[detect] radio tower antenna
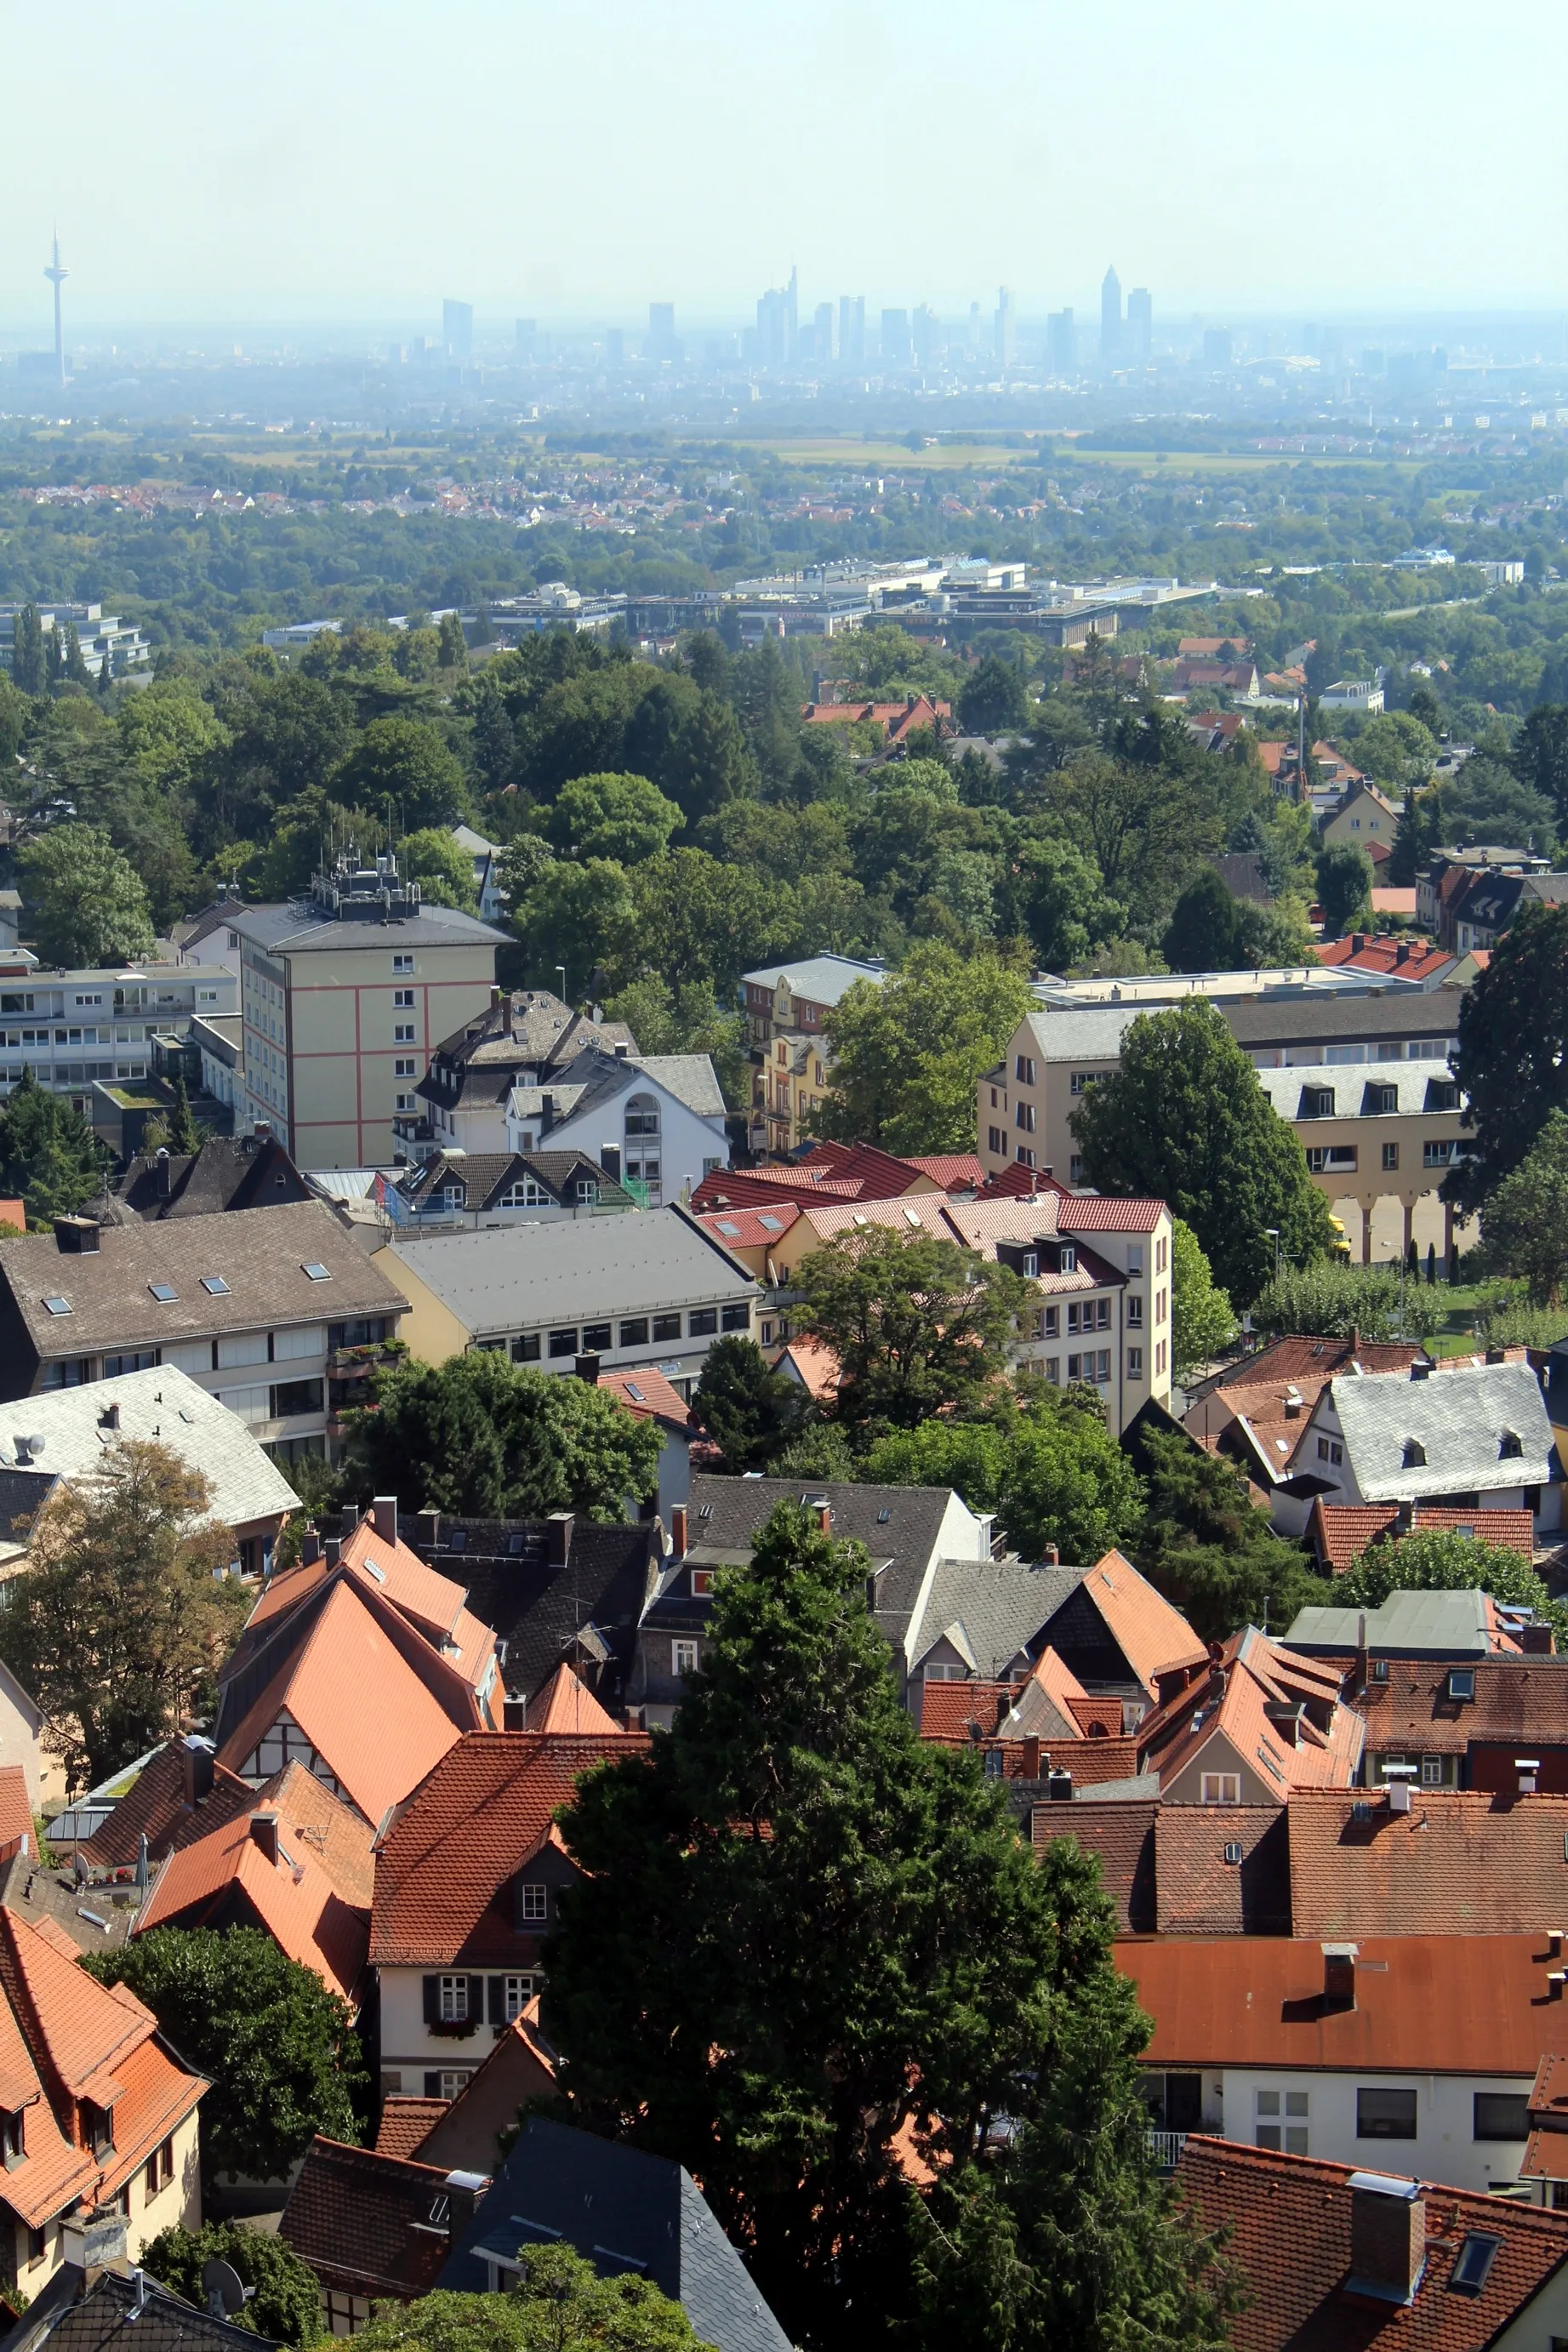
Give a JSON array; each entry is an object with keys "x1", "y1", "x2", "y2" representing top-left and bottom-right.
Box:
[{"x1": 43, "y1": 231, "x2": 67, "y2": 395}]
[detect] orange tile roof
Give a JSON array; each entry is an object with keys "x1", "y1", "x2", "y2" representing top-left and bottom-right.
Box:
[
  {"x1": 92, "y1": 2031, "x2": 208, "y2": 2202},
  {"x1": 1153, "y1": 1805, "x2": 1291, "y2": 1934},
  {"x1": 1288, "y1": 1789, "x2": 1568, "y2": 1939},
  {"x1": 374, "y1": 2097, "x2": 448, "y2": 2161},
  {"x1": 1138, "y1": 1627, "x2": 1360, "y2": 1796},
  {"x1": 217, "y1": 1578, "x2": 476, "y2": 1830},
  {"x1": 902, "y1": 1155, "x2": 985, "y2": 1190},
  {"x1": 1081, "y1": 1550, "x2": 1208, "y2": 1700},
  {"x1": 1051, "y1": 1734, "x2": 1144, "y2": 1789},
  {"x1": 1122, "y1": 1932, "x2": 1568, "y2": 2075},
  {"x1": 1308, "y1": 1499, "x2": 1535, "y2": 1571},
  {"x1": 918, "y1": 1681, "x2": 1019, "y2": 1744},
  {"x1": 280, "y1": 2136, "x2": 467, "y2": 2301},
  {"x1": 774, "y1": 1334, "x2": 841, "y2": 1402},
  {"x1": 370, "y1": 1731, "x2": 647, "y2": 1967},
  {"x1": 0, "y1": 1767, "x2": 31, "y2": 1864},
  {"x1": 693, "y1": 1202, "x2": 804, "y2": 1256},
  {"x1": 134, "y1": 1761, "x2": 373, "y2": 2003},
  {"x1": 596, "y1": 1365, "x2": 693, "y2": 1430},
  {"x1": 1177, "y1": 2135, "x2": 1568, "y2": 2352},
  {"x1": 522, "y1": 1665, "x2": 625, "y2": 1738},
  {"x1": 1033, "y1": 1799, "x2": 1158, "y2": 1932},
  {"x1": 235, "y1": 1526, "x2": 497, "y2": 1702}
]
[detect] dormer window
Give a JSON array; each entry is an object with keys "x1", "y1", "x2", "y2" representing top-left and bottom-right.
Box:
[
  {"x1": 519, "y1": 1883, "x2": 548, "y2": 1925},
  {"x1": 2, "y1": 2109, "x2": 23, "y2": 2166},
  {"x1": 82, "y1": 2101, "x2": 114, "y2": 2157},
  {"x1": 1401, "y1": 1438, "x2": 1427, "y2": 1468},
  {"x1": 1059, "y1": 1245, "x2": 1076, "y2": 1274},
  {"x1": 1500, "y1": 1430, "x2": 1523, "y2": 1459}
]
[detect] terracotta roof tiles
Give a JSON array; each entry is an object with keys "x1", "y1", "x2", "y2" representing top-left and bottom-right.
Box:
[
  {"x1": 1352, "y1": 1657, "x2": 1568, "y2": 1755},
  {"x1": 1081, "y1": 1549, "x2": 1208, "y2": 1700},
  {"x1": 1177, "y1": 2135, "x2": 1568, "y2": 2352},
  {"x1": 279, "y1": 2136, "x2": 473, "y2": 2301},
  {"x1": 1033, "y1": 1799, "x2": 1158, "y2": 1932},
  {"x1": 374, "y1": 2097, "x2": 448, "y2": 2162},
  {"x1": 370, "y1": 1731, "x2": 646, "y2": 1967},
  {"x1": 1288, "y1": 1788, "x2": 1568, "y2": 1938},
  {"x1": 1308, "y1": 1499, "x2": 1535, "y2": 1571}
]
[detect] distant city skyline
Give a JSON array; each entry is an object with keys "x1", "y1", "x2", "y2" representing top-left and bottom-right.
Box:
[{"x1": 0, "y1": 0, "x2": 1563, "y2": 323}]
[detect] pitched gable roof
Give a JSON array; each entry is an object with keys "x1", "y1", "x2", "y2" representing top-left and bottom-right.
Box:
[
  {"x1": 1078, "y1": 1550, "x2": 1208, "y2": 1699},
  {"x1": 216, "y1": 1578, "x2": 477, "y2": 1827},
  {"x1": 1307, "y1": 1498, "x2": 1535, "y2": 1571},
  {"x1": 369, "y1": 1732, "x2": 645, "y2": 1967},
  {"x1": 1344, "y1": 1655, "x2": 1568, "y2": 1755},
  {"x1": 1033, "y1": 1798, "x2": 1159, "y2": 1932},
  {"x1": 522, "y1": 1664, "x2": 625, "y2": 1737},
  {"x1": 1137, "y1": 1627, "x2": 1361, "y2": 1797},
  {"x1": 279, "y1": 2136, "x2": 473, "y2": 2303},
  {"x1": 1289, "y1": 1788, "x2": 1568, "y2": 1938},
  {"x1": 79, "y1": 1738, "x2": 254, "y2": 1870},
  {"x1": 414, "y1": 1517, "x2": 661, "y2": 1710},
  {"x1": 1328, "y1": 1361, "x2": 1554, "y2": 1500}
]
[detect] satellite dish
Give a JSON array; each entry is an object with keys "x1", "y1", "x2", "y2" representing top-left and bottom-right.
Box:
[
  {"x1": 202, "y1": 2260, "x2": 251, "y2": 2317},
  {"x1": 26, "y1": 1438, "x2": 43, "y2": 1458}
]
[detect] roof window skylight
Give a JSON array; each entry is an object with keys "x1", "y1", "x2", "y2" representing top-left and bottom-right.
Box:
[
  {"x1": 149, "y1": 1282, "x2": 179, "y2": 1304},
  {"x1": 43, "y1": 1297, "x2": 71, "y2": 1316},
  {"x1": 200, "y1": 1275, "x2": 230, "y2": 1296},
  {"x1": 302, "y1": 1263, "x2": 332, "y2": 1282}
]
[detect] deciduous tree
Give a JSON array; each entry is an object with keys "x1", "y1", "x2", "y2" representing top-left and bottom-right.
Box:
[
  {"x1": 140, "y1": 2223, "x2": 324, "y2": 2345},
  {"x1": 793, "y1": 1227, "x2": 1031, "y2": 1433},
  {"x1": 0, "y1": 1442, "x2": 246, "y2": 1791},
  {"x1": 1479, "y1": 1107, "x2": 1568, "y2": 1304},
  {"x1": 344, "y1": 2246, "x2": 704, "y2": 2352},
  {"x1": 1170, "y1": 1219, "x2": 1236, "y2": 1381},
  {"x1": 1069, "y1": 1000, "x2": 1334, "y2": 1305},
  {"x1": 84, "y1": 1927, "x2": 365, "y2": 2185},
  {"x1": 1446, "y1": 900, "x2": 1568, "y2": 1212},
  {"x1": 16, "y1": 821, "x2": 156, "y2": 966},
  {"x1": 814, "y1": 944, "x2": 1030, "y2": 1155}
]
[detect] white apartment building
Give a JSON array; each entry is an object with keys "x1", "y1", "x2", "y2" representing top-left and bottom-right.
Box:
[{"x1": 0, "y1": 951, "x2": 236, "y2": 1113}]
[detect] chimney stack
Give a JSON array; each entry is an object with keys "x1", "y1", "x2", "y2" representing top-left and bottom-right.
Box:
[
  {"x1": 573, "y1": 1353, "x2": 602, "y2": 1384},
  {"x1": 60, "y1": 2206, "x2": 129, "y2": 2286},
  {"x1": 1347, "y1": 2172, "x2": 1425, "y2": 2307},
  {"x1": 1020, "y1": 1734, "x2": 1041, "y2": 1778},
  {"x1": 370, "y1": 1495, "x2": 397, "y2": 1547},
  {"x1": 1323, "y1": 1943, "x2": 1358, "y2": 2007},
  {"x1": 180, "y1": 1737, "x2": 214, "y2": 1812},
  {"x1": 414, "y1": 1509, "x2": 440, "y2": 1551},
  {"x1": 249, "y1": 1812, "x2": 280, "y2": 1865},
  {"x1": 323, "y1": 1536, "x2": 341, "y2": 1567},
  {"x1": 816, "y1": 1502, "x2": 832, "y2": 1533},
  {"x1": 546, "y1": 1511, "x2": 573, "y2": 1566},
  {"x1": 101, "y1": 1402, "x2": 120, "y2": 1431},
  {"x1": 300, "y1": 1524, "x2": 322, "y2": 1567},
  {"x1": 1046, "y1": 1768, "x2": 1074, "y2": 1802},
  {"x1": 1041, "y1": 1542, "x2": 1060, "y2": 1566},
  {"x1": 156, "y1": 1147, "x2": 171, "y2": 1197},
  {"x1": 339, "y1": 1504, "x2": 360, "y2": 1538},
  {"x1": 1354, "y1": 1612, "x2": 1369, "y2": 1698},
  {"x1": 1395, "y1": 1499, "x2": 1415, "y2": 1533},
  {"x1": 670, "y1": 1504, "x2": 688, "y2": 1556},
  {"x1": 53, "y1": 1214, "x2": 100, "y2": 1254},
  {"x1": 1522, "y1": 1623, "x2": 1556, "y2": 1656}
]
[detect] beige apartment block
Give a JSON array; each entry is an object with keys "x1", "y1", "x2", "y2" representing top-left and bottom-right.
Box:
[
  {"x1": 979, "y1": 983, "x2": 1476, "y2": 1267},
  {"x1": 220, "y1": 853, "x2": 505, "y2": 1170},
  {"x1": 742, "y1": 955, "x2": 887, "y2": 1153}
]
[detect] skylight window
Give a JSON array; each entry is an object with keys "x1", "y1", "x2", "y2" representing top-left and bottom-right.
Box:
[
  {"x1": 200, "y1": 1275, "x2": 230, "y2": 1296},
  {"x1": 302, "y1": 1264, "x2": 332, "y2": 1282},
  {"x1": 360, "y1": 1559, "x2": 386, "y2": 1584},
  {"x1": 624, "y1": 1382, "x2": 645, "y2": 1403},
  {"x1": 148, "y1": 1282, "x2": 179, "y2": 1304},
  {"x1": 43, "y1": 1297, "x2": 71, "y2": 1316},
  {"x1": 757, "y1": 1214, "x2": 782, "y2": 1231},
  {"x1": 1448, "y1": 2233, "x2": 1501, "y2": 2295},
  {"x1": 716, "y1": 1220, "x2": 740, "y2": 1236}
]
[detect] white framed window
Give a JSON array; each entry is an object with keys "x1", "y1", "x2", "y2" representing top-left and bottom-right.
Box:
[
  {"x1": 395, "y1": 1058, "x2": 416, "y2": 1077},
  {"x1": 519, "y1": 1884, "x2": 548, "y2": 1924},
  {"x1": 393, "y1": 988, "x2": 415, "y2": 1008},
  {"x1": 392, "y1": 954, "x2": 414, "y2": 974},
  {"x1": 1200, "y1": 1772, "x2": 1241, "y2": 1805},
  {"x1": 438, "y1": 1974, "x2": 468, "y2": 2022},
  {"x1": 672, "y1": 1639, "x2": 699, "y2": 1676},
  {"x1": 394, "y1": 1023, "x2": 415, "y2": 1043},
  {"x1": 499, "y1": 1179, "x2": 546, "y2": 1207},
  {"x1": 504, "y1": 1973, "x2": 539, "y2": 2020},
  {"x1": 1126, "y1": 1295, "x2": 1143, "y2": 1327},
  {"x1": 396, "y1": 1093, "x2": 416, "y2": 1112},
  {"x1": 437, "y1": 2070, "x2": 471, "y2": 2101},
  {"x1": 1255, "y1": 2087, "x2": 1309, "y2": 2154}
]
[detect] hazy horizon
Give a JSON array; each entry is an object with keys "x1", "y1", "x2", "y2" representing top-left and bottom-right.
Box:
[{"x1": 2, "y1": 0, "x2": 1564, "y2": 330}]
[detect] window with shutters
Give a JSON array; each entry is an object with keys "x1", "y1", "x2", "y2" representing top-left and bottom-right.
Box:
[{"x1": 438, "y1": 1975, "x2": 468, "y2": 2023}]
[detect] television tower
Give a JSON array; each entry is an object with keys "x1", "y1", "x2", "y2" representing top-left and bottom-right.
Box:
[{"x1": 43, "y1": 231, "x2": 67, "y2": 393}]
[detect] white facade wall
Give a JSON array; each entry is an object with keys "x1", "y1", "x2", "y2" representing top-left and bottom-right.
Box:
[
  {"x1": 506, "y1": 1084, "x2": 727, "y2": 1207},
  {"x1": 1208, "y1": 2067, "x2": 1533, "y2": 2195}
]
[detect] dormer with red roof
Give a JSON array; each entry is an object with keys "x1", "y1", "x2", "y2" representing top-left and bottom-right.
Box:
[{"x1": 369, "y1": 1730, "x2": 642, "y2": 2104}]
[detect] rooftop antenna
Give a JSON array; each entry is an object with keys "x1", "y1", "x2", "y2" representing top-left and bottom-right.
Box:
[{"x1": 43, "y1": 230, "x2": 67, "y2": 396}]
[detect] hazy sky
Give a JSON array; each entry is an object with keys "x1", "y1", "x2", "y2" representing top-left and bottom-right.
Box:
[{"x1": 3, "y1": 0, "x2": 1565, "y2": 328}]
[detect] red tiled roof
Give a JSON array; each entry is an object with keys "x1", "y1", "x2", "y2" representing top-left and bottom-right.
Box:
[
  {"x1": 80, "y1": 1741, "x2": 254, "y2": 1870},
  {"x1": 1153, "y1": 1804, "x2": 1291, "y2": 1934},
  {"x1": 1177, "y1": 2135, "x2": 1568, "y2": 2352},
  {"x1": 1052, "y1": 1735, "x2": 1144, "y2": 1788},
  {"x1": 1309, "y1": 1499, "x2": 1535, "y2": 1571},
  {"x1": 902, "y1": 1155, "x2": 985, "y2": 1190},
  {"x1": 596, "y1": 1365, "x2": 692, "y2": 1431},
  {"x1": 374, "y1": 2098, "x2": 448, "y2": 2161},
  {"x1": 522, "y1": 1665, "x2": 625, "y2": 1738},
  {"x1": 217, "y1": 1578, "x2": 478, "y2": 1829},
  {"x1": 918, "y1": 1681, "x2": 1018, "y2": 1744},
  {"x1": 1138, "y1": 1627, "x2": 1360, "y2": 1796},
  {"x1": 1122, "y1": 1932, "x2": 1568, "y2": 2075},
  {"x1": 692, "y1": 1202, "x2": 803, "y2": 1254},
  {"x1": 1081, "y1": 1550, "x2": 1208, "y2": 1701},
  {"x1": 0, "y1": 1767, "x2": 31, "y2": 1866},
  {"x1": 1352, "y1": 1658, "x2": 1568, "y2": 1756},
  {"x1": 239, "y1": 1520, "x2": 497, "y2": 1698},
  {"x1": 1032, "y1": 1799, "x2": 1158, "y2": 1932},
  {"x1": 1288, "y1": 1788, "x2": 1568, "y2": 1938},
  {"x1": 370, "y1": 1731, "x2": 646, "y2": 1967},
  {"x1": 280, "y1": 2136, "x2": 473, "y2": 2300},
  {"x1": 774, "y1": 1334, "x2": 841, "y2": 1401},
  {"x1": 134, "y1": 1761, "x2": 373, "y2": 2003}
]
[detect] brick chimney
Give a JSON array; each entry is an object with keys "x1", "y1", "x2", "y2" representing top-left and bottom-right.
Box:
[
  {"x1": 60, "y1": 2205, "x2": 129, "y2": 2285},
  {"x1": 1347, "y1": 2172, "x2": 1425, "y2": 2306},
  {"x1": 370, "y1": 1496, "x2": 397, "y2": 1547},
  {"x1": 299, "y1": 1524, "x2": 322, "y2": 1567},
  {"x1": 1323, "y1": 1943, "x2": 1358, "y2": 2008},
  {"x1": 1041, "y1": 1542, "x2": 1059, "y2": 1566},
  {"x1": 249, "y1": 1813, "x2": 280, "y2": 1864},
  {"x1": 1521, "y1": 1623, "x2": 1556, "y2": 1656}
]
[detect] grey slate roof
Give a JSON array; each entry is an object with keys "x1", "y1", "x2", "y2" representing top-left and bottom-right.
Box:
[
  {"x1": 904, "y1": 1557, "x2": 1086, "y2": 1678},
  {"x1": 1330, "y1": 1362, "x2": 1554, "y2": 1502},
  {"x1": 440, "y1": 2117, "x2": 791, "y2": 2352},
  {"x1": 509, "y1": 1047, "x2": 727, "y2": 1127},
  {"x1": 396, "y1": 1150, "x2": 636, "y2": 1214},
  {"x1": 228, "y1": 899, "x2": 505, "y2": 955},
  {"x1": 0, "y1": 1201, "x2": 408, "y2": 1366},
  {"x1": 742, "y1": 954, "x2": 887, "y2": 1005},
  {"x1": 411, "y1": 1516, "x2": 661, "y2": 1706},
  {"x1": 0, "y1": 2267, "x2": 282, "y2": 2352},
  {"x1": 114, "y1": 1134, "x2": 312, "y2": 1219},
  {"x1": 685, "y1": 1473, "x2": 966, "y2": 1651},
  {"x1": 1254, "y1": 1065, "x2": 1463, "y2": 1121},
  {"x1": 385, "y1": 1207, "x2": 754, "y2": 1341},
  {"x1": 0, "y1": 1366, "x2": 298, "y2": 1540},
  {"x1": 1286, "y1": 1587, "x2": 1504, "y2": 1659}
]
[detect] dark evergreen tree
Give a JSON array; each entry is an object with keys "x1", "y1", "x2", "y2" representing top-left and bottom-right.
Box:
[
  {"x1": 547, "y1": 1502, "x2": 1237, "y2": 2352},
  {"x1": 166, "y1": 1076, "x2": 202, "y2": 1155},
  {"x1": 692, "y1": 1335, "x2": 807, "y2": 1472},
  {"x1": 0, "y1": 1070, "x2": 106, "y2": 1222},
  {"x1": 11, "y1": 605, "x2": 46, "y2": 696}
]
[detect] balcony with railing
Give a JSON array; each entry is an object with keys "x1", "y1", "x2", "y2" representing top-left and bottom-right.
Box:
[{"x1": 1147, "y1": 2131, "x2": 1188, "y2": 2173}]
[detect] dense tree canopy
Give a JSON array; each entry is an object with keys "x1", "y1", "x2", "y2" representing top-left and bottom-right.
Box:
[
  {"x1": 15, "y1": 821, "x2": 156, "y2": 965},
  {"x1": 345, "y1": 2247, "x2": 704, "y2": 2352},
  {"x1": 1448, "y1": 901, "x2": 1568, "y2": 1212},
  {"x1": 0, "y1": 1071, "x2": 107, "y2": 1223},
  {"x1": 1069, "y1": 1001, "x2": 1335, "y2": 1305},
  {"x1": 141, "y1": 2224, "x2": 324, "y2": 2346},
  {"x1": 547, "y1": 1502, "x2": 1234, "y2": 2352},
  {"x1": 813, "y1": 945, "x2": 1031, "y2": 1155},
  {"x1": 793, "y1": 1227, "x2": 1033, "y2": 1434}
]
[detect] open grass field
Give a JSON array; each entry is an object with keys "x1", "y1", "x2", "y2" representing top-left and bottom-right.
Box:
[{"x1": 732, "y1": 433, "x2": 1427, "y2": 478}]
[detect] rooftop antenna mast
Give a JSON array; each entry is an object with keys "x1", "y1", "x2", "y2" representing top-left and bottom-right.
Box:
[{"x1": 43, "y1": 231, "x2": 68, "y2": 397}]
